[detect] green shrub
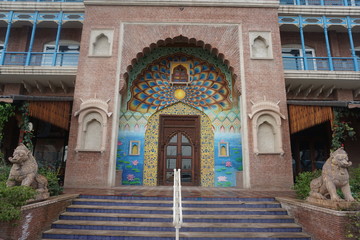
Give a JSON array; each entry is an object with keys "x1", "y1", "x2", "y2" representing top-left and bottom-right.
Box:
[
  {"x1": 293, "y1": 170, "x2": 322, "y2": 200},
  {"x1": 39, "y1": 168, "x2": 63, "y2": 196},
  {"x1": 0, "y1": 164, "x2": 11, "y2": 183},
  {"x1": 0, "y1": 182, "x2": 35, "y2": 222},
  {"x1": 346, "y1": 211, "x2": 360, "y2": 240},
  {"x1": 349, "y1": 166, "x2": 360, "y2": 201}
]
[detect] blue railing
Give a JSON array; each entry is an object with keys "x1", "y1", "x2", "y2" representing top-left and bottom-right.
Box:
[
  {"x1": 280, "y1": 0, "x2": 360, "y2": 6},
  {"x1": 283, "y1": 56, "x2": 360, "y2": 71},
  {"x1": 0, "y1": 52, "x2": 79, "y2": 66},
  {"x1": 0, "y1": 0, "x2": 83, "y2": 2}
]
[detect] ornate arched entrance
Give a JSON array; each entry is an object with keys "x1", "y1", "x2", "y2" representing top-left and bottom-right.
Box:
[
  {"x1": 144, "y1": 102, "x2": 214, "y2": 186},
  {"x1": 116, "y1": 45, "x2": 242, "y2": 187}
]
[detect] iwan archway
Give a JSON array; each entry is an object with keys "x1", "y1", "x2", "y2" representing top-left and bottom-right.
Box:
[{"x1": 116, "y1": 45, "x2": 242, "y2": 187}]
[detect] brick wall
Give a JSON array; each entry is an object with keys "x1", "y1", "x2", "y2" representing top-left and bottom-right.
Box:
[
  {"x1": 277, "y1": 197, "x2": 353, "y2": 240},
  {"x1": 0, "y1": 194, "x2": 77, "y2": 240},
  {"x1": 64, "y1": 4, "x2": 294, "y2": 190}
]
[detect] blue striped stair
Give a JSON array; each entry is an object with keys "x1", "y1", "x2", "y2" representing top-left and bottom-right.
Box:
[{"x1": 42, "y1": 195, "x2": 311, "y2": 240}]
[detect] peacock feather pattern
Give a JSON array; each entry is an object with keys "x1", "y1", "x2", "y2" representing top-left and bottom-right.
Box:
[{"x1": 128, "y1": 54, "x2": 232, "y2": 113}]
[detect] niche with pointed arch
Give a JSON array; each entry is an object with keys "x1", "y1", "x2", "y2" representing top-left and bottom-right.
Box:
[
  {"x1": 74, "y1": 98, "x2": 112, "y2": 152},
  {"x1": 248, "y1": 100, "x2": 285, "y2": 155},
  {"x1": 249, "y1": 31, "x2": 273, "y2": 59},
  {"x1": 89, "y1": 29, "x2": 114, "y2": 57}
]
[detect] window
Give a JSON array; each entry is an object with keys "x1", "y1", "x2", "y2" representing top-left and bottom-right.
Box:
[
  {"x1": 282, "y1": 45, "x2": 317, "y2": 70},
  {"x1": 42, "y1": 40, "x2": 80, "y2": 66}
]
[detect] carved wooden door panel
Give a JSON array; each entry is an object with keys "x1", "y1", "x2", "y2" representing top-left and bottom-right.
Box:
[{"x1": 158, "y1": 115, "x2": 200, "y2": 186}]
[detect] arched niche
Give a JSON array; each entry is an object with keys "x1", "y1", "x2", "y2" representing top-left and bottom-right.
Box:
[
  {"x1": 93, "y1": 34, "x2": 111, "y2": 56},
  {"x1": 74, "y1": 98, "x2": 112, "y2": 152},
  {"x1": 249, "y1": 31, "x2": 273, "y2": 59},
  {"x1": 248, "y1": 99, "x2": 285, "y2": 155},
  {"x1": 89, "y1": 29, "x2": 114, "y2": 57}
]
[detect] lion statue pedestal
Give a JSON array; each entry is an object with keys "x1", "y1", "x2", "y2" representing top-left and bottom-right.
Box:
[
  {"x1": 306, "y1": 147, "x2": 357, "y2": 209},
  {"x1": 6, "y1": 143, "x2": 50, "y2": 201}
]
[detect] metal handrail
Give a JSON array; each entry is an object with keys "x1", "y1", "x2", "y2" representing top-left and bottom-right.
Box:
[{"x1": 173, "y1": 169, "x2": 183, "y2": 240}]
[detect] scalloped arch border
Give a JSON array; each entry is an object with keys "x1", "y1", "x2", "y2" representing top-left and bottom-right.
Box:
[
  {"x1": 143, "y1": 102, "x2": 214, "y2": 186},
  {"x1": 125, "y1": 47, "x2": 234, "y2": 101}
]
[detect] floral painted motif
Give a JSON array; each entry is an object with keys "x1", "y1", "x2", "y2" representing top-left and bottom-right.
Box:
[
  {"x1": 217, "y1": 176, "x2": 228, "y2": 182},
  {"x1": 132, "y1": 160, "x2": 139, "y2": 166},
  {"x1": 127, "y1": 174, "x2": 135, "y2": 181},
  {"x1": 225, "y1": 161, "x2": 232, "y2": 167}
]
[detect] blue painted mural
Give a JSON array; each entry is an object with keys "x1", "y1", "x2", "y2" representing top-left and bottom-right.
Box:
[{"x1": 116, "y1": 47, "x2": 242, "y2": 187}]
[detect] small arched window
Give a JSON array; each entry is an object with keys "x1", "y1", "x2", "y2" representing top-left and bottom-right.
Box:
[
  {"x1": 42, "y1": 40, "x2": 80, "y2": 66},
  {"x1": 172, "y1": 65, "x2": 188, "y2": 83}
]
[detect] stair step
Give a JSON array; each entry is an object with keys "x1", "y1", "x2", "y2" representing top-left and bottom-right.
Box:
[
  {"x1": 43, "y1": 229, "x2": 311, "y2": 239},
  {"x1": 73, "y1": 198, "x2": 280, "y2": 207},
  {"x1": 52, "y1": 220, "x2": 302, "y2": 232},
  {"x1": 78, "y1": 195, "x2": 276, "y2": 202},
  {"x1": 68, "y1": 204, "x2": 284, "y2": 211},
  {"x1": 53, "y1": 220, "x2": 300, "y2": 229},
  {"x1": 60, "y1": 212, "x2": 294, "y2": 223},
  {"x1": 43, "y1": 195, "x2": 311, "y2": 239}
]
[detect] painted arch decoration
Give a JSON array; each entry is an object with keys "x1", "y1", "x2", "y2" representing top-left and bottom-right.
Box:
[
  {"x1": 117, "y1": 47, "x2": 242, "y2": 187},
  {"x1": 128, "y1": 53, "x2": 232, "y2": 113}
]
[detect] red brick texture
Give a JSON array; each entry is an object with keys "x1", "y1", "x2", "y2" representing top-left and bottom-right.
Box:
[
  {"x1": 278, "y1": 198, "x2": 352, "y2": 240},
  {"x1": 0, "y1": 194, "x2": 77, "y2": 240},
  {"x1": 64, "y1": 5, "x2": 293, "y2": 189}
]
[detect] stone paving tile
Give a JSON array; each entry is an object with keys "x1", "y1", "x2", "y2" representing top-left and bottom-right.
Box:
[{"x1": 64, "y1": 186, "x2": 296, "y2": 198}]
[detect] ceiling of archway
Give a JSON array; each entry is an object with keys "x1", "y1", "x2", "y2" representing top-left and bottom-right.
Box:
[{"x1": 127, "y1": 49, "x2": 232, "y2": 113}]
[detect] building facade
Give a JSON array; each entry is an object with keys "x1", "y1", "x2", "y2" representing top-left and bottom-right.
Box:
[{"x1": 0, "y1": 0, "x2": 359, "y2": 190}]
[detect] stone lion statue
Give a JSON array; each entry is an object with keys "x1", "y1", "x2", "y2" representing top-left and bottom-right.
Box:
[
  {"x1": 308, "y1": 147, "x2": 355, "y2": 202},
  {"x1": 6, "y1": 144, "x2": 49, "y2": 201}
]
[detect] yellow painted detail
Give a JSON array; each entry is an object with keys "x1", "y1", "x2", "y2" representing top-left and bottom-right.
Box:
[{"x1": 174, "y1": 89, "x2": 186, "y2": 100}]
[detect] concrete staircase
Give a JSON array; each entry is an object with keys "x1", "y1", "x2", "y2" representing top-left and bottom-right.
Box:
[{"x1": 42, "y1": 195, "x2": 311, "y2": 240}]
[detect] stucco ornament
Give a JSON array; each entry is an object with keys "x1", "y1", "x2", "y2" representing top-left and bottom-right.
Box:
[
  {"x1": 308, "y1": 147, "x2": 355, "y2": 202},
  {"x1": 6, "y1": 144, "x2": 49, "y2": 201}
]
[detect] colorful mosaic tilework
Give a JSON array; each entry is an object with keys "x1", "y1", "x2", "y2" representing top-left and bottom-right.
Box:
[
  {"x1": 143, "y1": 102, "x2": 214, "y2": 187},
  {"x1": 128, "y1": 47, "x2": 232, "y2": 91},
  {"x1": 128, "y1": 53, "x2": 232, "y2": 114}
]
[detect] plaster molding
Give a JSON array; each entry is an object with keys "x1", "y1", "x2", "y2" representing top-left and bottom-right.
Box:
[
  {"x1": 75, "y1": 97, "x2": 112, "y2": 153},
  {"x1": 284, "y1": 70, "x2": 360, "y2": 91},
  {"x1": 279, "y1": 5, "x2": 360, "y2": 16},
  {"x1": 84, "y1": 0, "x2": 279, "y2": 8},
  {"x1": 276, "y1": 197, "x2": 358, "y2": 216},
  {"x1": 0, "y1": 2, "x2": 84, "y2": 12},
  {"x1": 249, "y1": 99, "x2": 285, "y2": 156}
]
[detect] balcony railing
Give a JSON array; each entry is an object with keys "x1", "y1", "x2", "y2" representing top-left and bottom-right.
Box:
[
  {"x1": 0, "y1": 52, "x2": 79, "y2": 66},
  {"x1": 280, "y1": 0, "x2": 360, "y2": 6},
  {"x1": 283, "y1": 56, "x2": 360, "y2": 71},
  {"x1": 0, "y1": 0, "x2": 83, "y2": 2}
]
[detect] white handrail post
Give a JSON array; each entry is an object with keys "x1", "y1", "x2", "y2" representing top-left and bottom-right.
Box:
[{"x1": 173, "y1": 169, "x2": 182, "y2": 240}]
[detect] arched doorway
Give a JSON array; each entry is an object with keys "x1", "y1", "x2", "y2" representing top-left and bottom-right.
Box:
[
  {"x1": 117, "y1": 46, "x2": 242, "y2": 187},
  {"x1": 158, "y1": 115, "x2": 200, "y2": 186}
]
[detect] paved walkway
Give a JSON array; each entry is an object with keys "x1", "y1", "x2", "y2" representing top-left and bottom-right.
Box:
[{"x1": 64, "y1": 186, "x2": 296, "y2": 198}]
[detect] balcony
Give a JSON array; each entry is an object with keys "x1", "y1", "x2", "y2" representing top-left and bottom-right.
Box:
[
  {"x1": 280, "y1": 0, "x2": 360, "y2": 6},
  {"x1": 0, "y1": 52, "x2": 79, "y2": 66},
  {"x1": 283, "y1": 56, "x2": 360, "y2": 71}
]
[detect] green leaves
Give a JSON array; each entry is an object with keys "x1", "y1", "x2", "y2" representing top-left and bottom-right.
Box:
[
  {"x1": 331, "y1": 108, "x2": 359, "y2": 151},
  {"x1": 0, "y1": 183, "x2": 36, "y2": 222},
  {"x1": 19, "y1": 102, "x2": 34, "y2": 151},
  {"x1": 346, "y1": 211, "x2": 360, "y2": 240},
  {"x1": 0, "y1": 103, "x2": 15, "y2": 164},
  {"x1": 293, "y1": 170, "x2": 321, "y2": 200}
]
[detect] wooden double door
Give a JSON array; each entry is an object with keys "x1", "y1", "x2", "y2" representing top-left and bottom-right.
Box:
[{"x1": 158, "y1": 115, "x2": 200, "y2": 186}]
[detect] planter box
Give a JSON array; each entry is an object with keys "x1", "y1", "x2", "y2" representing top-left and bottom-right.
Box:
[
  {"x1": 277, "y1": 197, "x2": 358, "y2": 240},
  {"x1": 0, "y1": 194, "x2": 78, "y2": 240}
]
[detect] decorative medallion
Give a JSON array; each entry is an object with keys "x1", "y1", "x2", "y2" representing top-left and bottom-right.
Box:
[{"x1": 128, "y1": 53, "x2": 232, "y2": 114}]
